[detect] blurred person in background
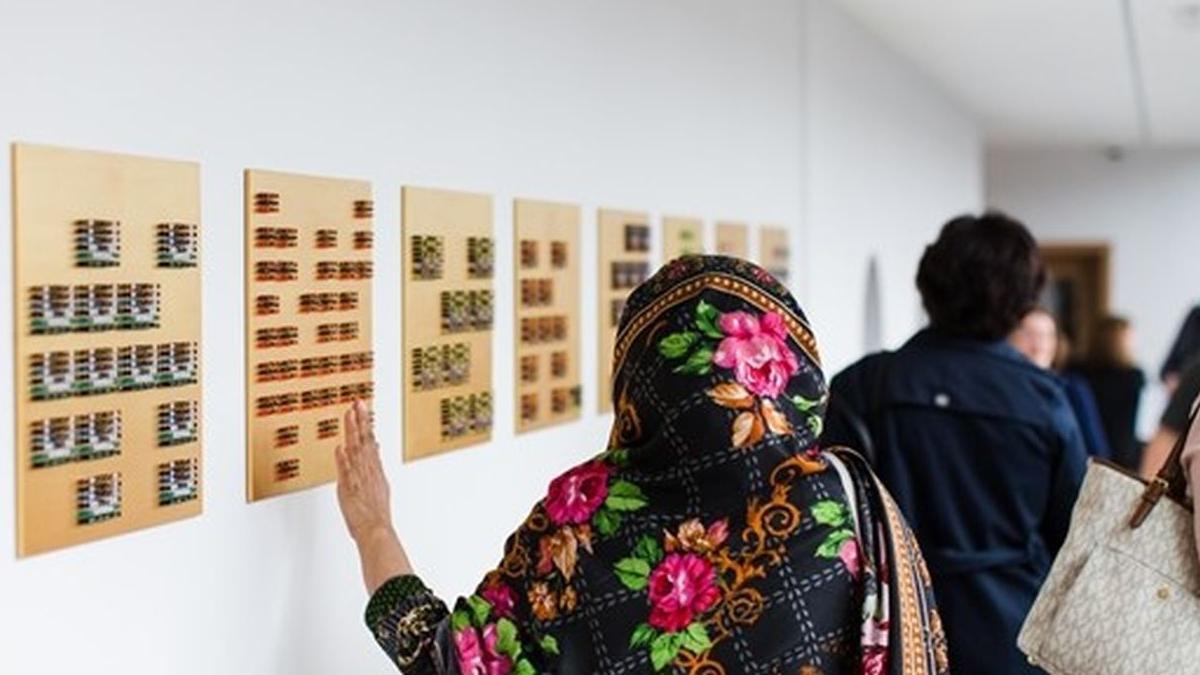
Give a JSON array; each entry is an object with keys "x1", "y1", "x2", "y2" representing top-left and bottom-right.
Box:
[
  {"x1": 1070, "y1": 316, "x2": 1145, "y2": 471},
  {"x1": 1140, "y1": 356, "x2": 1200, "y2": 477},
  {"x1": 1010, "y1": 307, "x2": 1111, "y2": 459},
  {"x1": 1161, "y1": 304, "x2": 1200, "y2": 392},
  {"x1": 822, "y1": 212, "x2": 1087, "y2": 675}
]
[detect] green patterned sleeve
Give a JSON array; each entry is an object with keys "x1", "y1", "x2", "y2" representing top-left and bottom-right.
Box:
[{"x1": 365, "y1": 575, "x2": 452, "y2": 674}]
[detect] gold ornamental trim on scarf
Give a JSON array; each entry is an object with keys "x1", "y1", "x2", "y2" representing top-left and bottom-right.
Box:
[
  {"x1": 877, "y1": 474, "x2": 945, "y2": 675},
  {"x1": 613, "y1": 272, "x2": 821, "y2": 370}
]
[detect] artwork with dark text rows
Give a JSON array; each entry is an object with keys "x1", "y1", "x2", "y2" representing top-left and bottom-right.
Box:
[{"x1": 245, "y1": 169, "x2": 374, "y2": 501}]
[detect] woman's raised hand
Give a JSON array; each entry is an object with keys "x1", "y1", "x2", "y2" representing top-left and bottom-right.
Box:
[
  {"x1": 335, "y1": 400, "x2": 412, "y2": 592},
  {"x1": 335, "y1": 399, "x2": 391, "y2": 542}
]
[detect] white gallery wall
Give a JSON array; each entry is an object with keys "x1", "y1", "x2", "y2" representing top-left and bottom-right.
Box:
[
  {"x1": 987, "y1": 147, "x2": 1200, "y2": 435},
  {"x1": 803, "y1": 0, "x2": 984, "y2": 373},
  {"x1": 0, "y1": 1, "x2": 980, "y2": 672}
]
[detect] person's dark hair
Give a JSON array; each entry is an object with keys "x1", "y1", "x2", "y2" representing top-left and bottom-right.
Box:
[
  {"x1": 1087, "y1": 315, "x2": 1135, "y2": 368},
  {"x1": 916, "y1": 211, "x2": 1046, "y2": 340}
]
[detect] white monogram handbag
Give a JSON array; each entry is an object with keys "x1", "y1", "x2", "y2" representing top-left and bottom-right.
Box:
[{"x1": 1018, "y1": 410, "x2": 1200, "y2": 674}]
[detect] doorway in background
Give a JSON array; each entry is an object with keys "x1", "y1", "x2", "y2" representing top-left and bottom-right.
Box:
[{"x1": 1039, "y1": 243, "x2": 1111, "y2": 360}]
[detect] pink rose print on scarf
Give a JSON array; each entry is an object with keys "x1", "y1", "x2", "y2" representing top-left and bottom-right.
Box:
[
  {"x1": 863, "y1": 646, "x2": 887, "y2": 675},
  {"x1": 545, "y1": 461, "x2": 611, "y2": 525},
  {"x1": 508, "y1": 459, "x2": 647, "y2": 627},
  {"x1": 859, "y1": 573, "x2": 891, "y2": 675},
  {"x1": 479, "y1": 581, "x2": 517, "y2": 619},
  {"x1": 712, "y1": 311, "x2": 799, "y2": 398},
  {"x1": 453, "y1": 623, "x2": 513, "y2": 675},
  {"x1": 455, "y1": 626, "x2": 486, "y2": 673},
  {"x1": 480, "y1": 624, "x2": 513, "y2": 675},
  {"x1": 839, "y1": 538, "x2": 861, "y2": 580},
  {"x1": 659, "y1": 301, "x2": 825, "y2": 449},
  {"x1": 616, "y1": 519, "x2": 728, "y2": 669},
  {"x1": 863, "y1": 615, "x2": 890, "y2": 647},
  {"x1": 452, "y1": 595, "x2": 540, "y2": 673},
  {"x1": 647, "y1": 553, "x2": 722, "y2": 632}
]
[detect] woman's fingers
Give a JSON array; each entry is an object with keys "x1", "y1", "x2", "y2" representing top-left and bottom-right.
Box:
[
  {"x1": 354, "y1": 399, "x2": 371, "y2": 450},
  {"x1": 334, "y1": 444, "x2": 349, "y2": 481},
  {"x1": 336, "y1": 444, "x2": 362, "y2": 491},
  {"x1": 343, "y1": 405, "x2": 359, "y2": 456},
  {"x1": 364, "y1": 402, "x2": 379, "y2": 447},
  {"x1": 358, "y1": 401, "x2": 380, "y2": 467},
  {"x1": 339, "y1": 401, "x2": 383, "y2": 480}
]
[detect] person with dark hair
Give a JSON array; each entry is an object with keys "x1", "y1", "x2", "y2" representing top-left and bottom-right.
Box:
[
  {"x1": 822, "y1": 211, "x2": 1087, "y2": 675},
  {"x1": 1069, "y1": 315, "x2": 1145, "y2": 470}
]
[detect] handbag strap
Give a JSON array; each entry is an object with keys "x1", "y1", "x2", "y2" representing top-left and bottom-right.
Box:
[{"x1": 1130, "y1": 404, "x2": 1199, "y2": 528}]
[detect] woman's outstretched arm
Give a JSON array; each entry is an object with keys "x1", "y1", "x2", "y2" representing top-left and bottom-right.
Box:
[
  {"x1": 337, "y1": 400, "x2": 450, "y2": 673},
  {"x1": 336, "y1": 400, "x2": 412, "y2": 592}
]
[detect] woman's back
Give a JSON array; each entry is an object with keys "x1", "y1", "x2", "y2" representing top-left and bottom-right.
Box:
[{"x1": 347, "y1": 256, "x2": 950, "y2": 674}]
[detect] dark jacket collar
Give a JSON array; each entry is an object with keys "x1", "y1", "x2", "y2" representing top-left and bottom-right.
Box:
[{"x1": 904, "y1": 327, "x2": 1029, "y2": 364}]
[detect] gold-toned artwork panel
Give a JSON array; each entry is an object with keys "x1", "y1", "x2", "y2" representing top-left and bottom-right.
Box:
[
  {"x1": 514, "y1": 199, "x2": 582, "y2": 433},
  {"x1": 597, "y1": 208, "x2": 651, "y2": 413},
  {"x1": 663, "y1": 215, "x2": 704, "y2": 262},
  {"x1": 716, "y1": 221, "x2": 749, "y2": 259},
  {"x1": 13, "y1": 143, "x2": 202, "y2": 556},
  {"x1": 245, "y1": 169, "x2": 374, "y2": 501},
  {"x1": 403, "y1": 186, "x2": 494, "y2": 460},
  {"x1": 759, "y1": 225, "x2": 791, "y2": 287}
]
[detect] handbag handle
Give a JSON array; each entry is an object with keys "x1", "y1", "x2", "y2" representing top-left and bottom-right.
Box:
[{"x1": 1130, "y1": 405, "x2": 1199, "y2": 528}]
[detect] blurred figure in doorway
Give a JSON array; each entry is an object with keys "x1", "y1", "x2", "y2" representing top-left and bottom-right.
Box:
[{"x1": 1070, "y1": 316, "x2": 1145, "y2": 471}]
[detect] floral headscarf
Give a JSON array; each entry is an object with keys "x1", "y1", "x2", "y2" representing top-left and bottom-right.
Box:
[{"x1": 370, "y1": 256, "x2": 947, "y2": 675}]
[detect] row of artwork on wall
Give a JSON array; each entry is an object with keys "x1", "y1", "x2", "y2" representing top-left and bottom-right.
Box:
[{"x1": 10, "y1": 142, "x2": 793, "y2": 556}]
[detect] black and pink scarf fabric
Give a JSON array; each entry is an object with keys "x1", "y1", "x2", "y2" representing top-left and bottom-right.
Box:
[{"x1": 366, "y1": 255, "x2": 949, "y2": 674}]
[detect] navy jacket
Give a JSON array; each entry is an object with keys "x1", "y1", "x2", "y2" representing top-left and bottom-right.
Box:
[
  {"x1": 822, "y1": 329, "x2": 1087, "y2": 675},
  {"x1": 1060, "y1": 371, "x2": 1112, "y2": 460}
]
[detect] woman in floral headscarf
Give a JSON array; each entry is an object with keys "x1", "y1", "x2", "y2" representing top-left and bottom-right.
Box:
[{"x1": 336, "y1": 255, "x2": 948, "y2": 674}]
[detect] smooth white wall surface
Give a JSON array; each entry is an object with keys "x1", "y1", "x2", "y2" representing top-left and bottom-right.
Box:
[
  {"x1": 986, "y1": 147, "x2": 1200, "y2": 434},
  {"x1": 803, "y1": 0, "x2": 984, "y2": 374},
  {"x1": 0, "y1": 1, "x2": 980, "y2": 673}
]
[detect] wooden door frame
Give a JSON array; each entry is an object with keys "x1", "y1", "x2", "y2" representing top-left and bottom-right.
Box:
[
  {"x1": 1039, "y1": 241, "x2": 1112, "y2": 358},
  {"x1": 1039, "y1": 241, "x2": 1112, "y2": 312}
]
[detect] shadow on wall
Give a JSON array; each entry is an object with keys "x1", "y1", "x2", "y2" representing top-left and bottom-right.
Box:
[{"x1": 863, "y1": 255, "x2": 884, "y2": 354}]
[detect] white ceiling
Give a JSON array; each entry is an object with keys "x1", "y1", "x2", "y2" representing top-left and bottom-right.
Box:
[{"x1": 833, "y1": 0, "x2": 1200, "y2": 147}]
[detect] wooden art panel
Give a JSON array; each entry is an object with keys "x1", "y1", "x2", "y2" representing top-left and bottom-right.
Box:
[
  {"x1": 13, "y1": 143, "x2": 202, "y2": 556},
  {"x1": 715, "y1": 221, "x2": 750, "y2": 259},
  {"x1": 662, "y1": 215, "x2": 704, "y2": 262},
  {"x1": 597, "y1": 208, "x2": 651, "y2": 413},
  {"x1": 402, "y1": 187, "x2": 494, "y2": 460},
  {"x1": 759, "y1": 225, "x2": 791, "y2": 287},
  {"x1": 513, "y1": 199, "x2": 582, "y2": 433},
  {"x1": 245, "y1": 170, "x2": 374, "y2": 501}
]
